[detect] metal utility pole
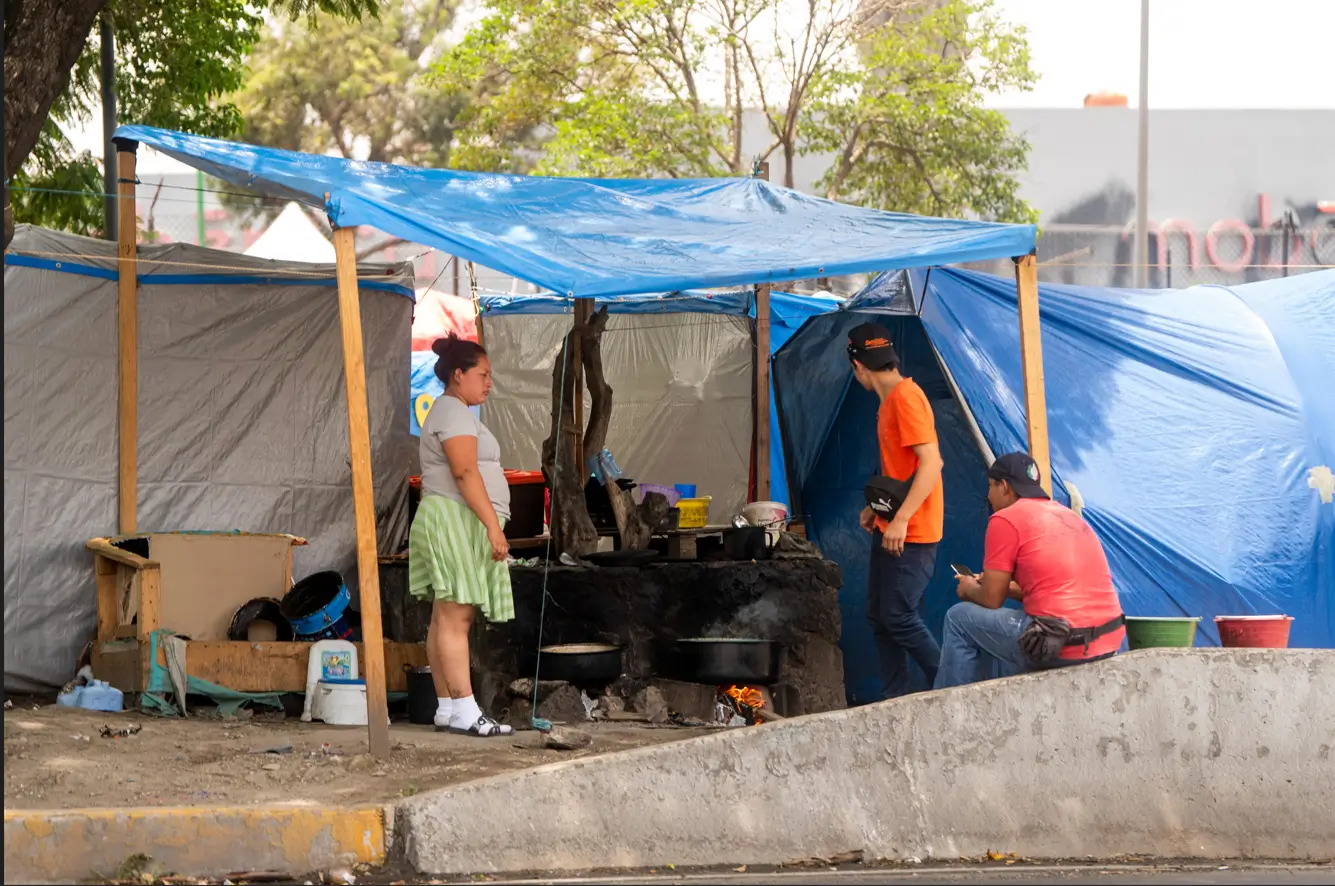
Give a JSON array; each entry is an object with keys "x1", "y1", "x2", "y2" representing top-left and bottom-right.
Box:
[
  {"x1": 100, "y1": 12, "x2": 118, "y2": 241},
  {"x1": 1134, "y1": 0, "x2": 1150, "y2": 288}
]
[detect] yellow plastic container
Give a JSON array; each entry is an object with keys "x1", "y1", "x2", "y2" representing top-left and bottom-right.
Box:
[{"x1": 677, "y1": 496, "x2": 712, "y2": 529}]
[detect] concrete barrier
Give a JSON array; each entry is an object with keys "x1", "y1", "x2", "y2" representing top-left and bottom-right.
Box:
[
  {"x1": 396, "y1": 649, "x2": 1335, "y2": 874},
  {"x1": 3, "y1": 804, "x2": 385, "y2": 883}
]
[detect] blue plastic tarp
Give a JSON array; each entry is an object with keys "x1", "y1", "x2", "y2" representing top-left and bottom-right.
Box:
[
  {"x1": 114, "y1": 125, "x2": 1036, "y2": 299},
  {"x1": 778, "y1": 268, "x2": 1333, "y2": 703},
  {"x1": 915, "y1": 268, "x2": 1333, "y2": 649},
  {"x1": 758, "y1": 290, "x2": 845, "y2": 507}
]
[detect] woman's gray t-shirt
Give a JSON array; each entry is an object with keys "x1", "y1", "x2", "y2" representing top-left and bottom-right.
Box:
[{"x1": 419, "y1": 396, "x2": 511, "y2": 520}]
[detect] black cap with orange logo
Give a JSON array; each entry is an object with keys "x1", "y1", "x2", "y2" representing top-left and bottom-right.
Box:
[{"x1": 847, "y1": 322, "x2": 899, "y2": 371}]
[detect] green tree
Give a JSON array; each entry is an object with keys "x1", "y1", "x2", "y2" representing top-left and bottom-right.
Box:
[
  {"x1": 808, "y1": 0, "x2": 1035, "y2": 220},
  {"x1": 434, "y1": 0, "x2": 1036, "y2": 222},
  {"x1": 5, "y1": 0, "x2": 378, "y2": 242},
  {"x1": 230, "y1": 0, "x2": 466, "y2": 225}
]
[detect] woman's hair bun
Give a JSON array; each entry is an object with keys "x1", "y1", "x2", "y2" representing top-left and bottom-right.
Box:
[
  {"x1": 431, "y1": 333, "x2": 460, "y2": 357},
  {"x1": 431, "y1": 332, "x2": 488, "y2": 386}
]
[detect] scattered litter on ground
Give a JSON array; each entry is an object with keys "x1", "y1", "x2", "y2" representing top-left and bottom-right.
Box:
[
  {"x1": 5, "y1": 703, "x2": 709, "y2": 810},
  {"x1": 248, "y1": 745, "x2": 294, "y2": 756},
  {"x1": 99, "y1": 723, "x2": 143, "y2": 739}
]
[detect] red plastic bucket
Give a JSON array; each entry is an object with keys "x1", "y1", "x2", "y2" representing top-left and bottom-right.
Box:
[{"x1": 1215, "y1": 615, "x2": 1293, "y2": 649}]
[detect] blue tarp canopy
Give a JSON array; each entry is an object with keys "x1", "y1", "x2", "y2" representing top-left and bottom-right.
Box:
[
  {"x1": 776, "y1": 268, "x2": 1334, "y2": 702},
  {"x1": 113, "y1": 125, "x2": 1036, "y2": 299}
]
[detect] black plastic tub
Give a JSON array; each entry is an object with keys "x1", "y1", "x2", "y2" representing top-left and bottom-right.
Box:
[{"x1": 404, "y1": 665, "x2": 436, "y2": 725}]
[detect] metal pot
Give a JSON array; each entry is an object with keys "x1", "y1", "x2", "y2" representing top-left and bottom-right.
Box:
[
  {"x1": 403, "y1": 664, "x2": 436, "y2": 725},
  {"x1": 675, "y1": 638, "x2": 782, "y2": 685},
  {"x1": 723, "y1": 526, "x2": 770, "y2": 561},
  {"x1": 534, "y1": 643, "x2": 624, "y2": 687}
]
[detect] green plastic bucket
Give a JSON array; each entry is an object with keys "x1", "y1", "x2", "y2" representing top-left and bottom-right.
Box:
[{"x1": 1125, "y1": 616, "x2": 1200, "y2": 649}]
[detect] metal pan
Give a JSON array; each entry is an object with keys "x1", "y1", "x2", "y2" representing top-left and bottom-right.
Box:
[
  {"x1": 534, "y1": 643, "x2": 624, "y2": 687},
  {"x1": 675, "y1": 638, "x2": 782, "y2": 685}
]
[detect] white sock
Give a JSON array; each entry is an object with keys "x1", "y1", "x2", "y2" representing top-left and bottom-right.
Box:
[
  {"x1": 434, "y1": 696, "x2": 453, "y2": 725},
  {"x1": 449, "y1": 694, "x2": 483, "y2": 726}
]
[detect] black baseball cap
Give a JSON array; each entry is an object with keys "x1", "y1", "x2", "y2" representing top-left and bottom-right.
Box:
[
  {"x1": 847, "y1": 323, "x2": 899, "y2": 371},
  {"x1": 987, "y1": 452, "x2": 1050, "y2": 499}
]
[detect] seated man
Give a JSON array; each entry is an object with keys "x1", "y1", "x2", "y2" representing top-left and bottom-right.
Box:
[{"x1": 935, "y1": 453, "x2": 1125, "y2": 689}]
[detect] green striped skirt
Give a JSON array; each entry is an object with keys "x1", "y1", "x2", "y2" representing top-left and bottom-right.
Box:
[{"x1": 408, "y1": 495, "x2": 514, "y2": 623}]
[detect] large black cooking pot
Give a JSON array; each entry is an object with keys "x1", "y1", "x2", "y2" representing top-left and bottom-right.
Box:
[
  {"x1": 675, "y1": 638, "x2": 782, "y2": 685},
  {"x1": 531, "y1": 643, "x2": 624, "y2": 687}
]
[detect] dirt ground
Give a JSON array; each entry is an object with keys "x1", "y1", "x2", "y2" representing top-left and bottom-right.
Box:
[{"x1": 3, "y1": 701, "x2": 713, "y2": 810}]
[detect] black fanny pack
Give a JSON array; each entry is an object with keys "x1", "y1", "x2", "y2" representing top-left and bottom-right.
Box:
[
  {"x1": 864, "y1": 473, "x2": 916, "y2": 523},
  {"x1": 1019, "y1": 613, "x2": 1125, "y2": 668}
]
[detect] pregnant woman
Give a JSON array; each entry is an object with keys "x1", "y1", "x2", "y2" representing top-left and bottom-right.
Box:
[{"x1": 409, "y1": 333, "x2": 513, "y2": 736}]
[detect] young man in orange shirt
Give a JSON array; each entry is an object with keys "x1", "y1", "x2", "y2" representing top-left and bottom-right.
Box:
[{"x1": 848, "y1": 323, "x2": 945, "y2": 698}]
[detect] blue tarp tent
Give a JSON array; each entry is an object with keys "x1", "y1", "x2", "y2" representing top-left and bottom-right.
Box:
[
  {"x1": 777, "y1": 268, "x2": 1335, "y2": 704},
  {"x1": 113, "y1": 126, "x2": 1035, "y2": 298}
]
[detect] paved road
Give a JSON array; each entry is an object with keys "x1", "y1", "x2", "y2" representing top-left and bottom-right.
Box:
[{"x1": 462, "y1": 863, "x2": 1335, "y2": 886}]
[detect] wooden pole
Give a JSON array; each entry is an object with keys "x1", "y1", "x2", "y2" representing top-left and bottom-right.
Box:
[
  {"x1": 1013, "y1": 252, "x2": 1051, "y2": 495},
  {"x1": 116, "y1": 144, "x2": 138, "y2": 534},
  {"x1": 332, "y1": 226, "x2": 391, "y2": 757},
  {"x1": 753, "y1": 161, "x2": 771, "y2": 502}
]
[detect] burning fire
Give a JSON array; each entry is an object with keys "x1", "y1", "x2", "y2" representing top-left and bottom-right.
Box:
[{"x1": 724, "y1": 685, "x2": 765, "y2": 712}]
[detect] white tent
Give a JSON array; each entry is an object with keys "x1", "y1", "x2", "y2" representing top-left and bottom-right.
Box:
[{"x1": 244, "y1": 201, "x2": 336, "y2": 263}]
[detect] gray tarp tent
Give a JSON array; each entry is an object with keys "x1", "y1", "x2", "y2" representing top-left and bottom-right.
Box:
[{"x1": 3, "y1": 226, "x2": 414, "y2": 692}]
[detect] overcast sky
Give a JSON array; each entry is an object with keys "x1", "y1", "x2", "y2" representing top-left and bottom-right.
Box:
[
  {"x1": 986, "y1": 0, "x2": 1335, "y2": 109},
  {"x1": 76, "y1": 0, "x2": 1334, "y2": 172}
]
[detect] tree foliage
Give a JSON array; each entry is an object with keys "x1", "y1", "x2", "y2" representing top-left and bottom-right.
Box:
[
  {"x1": 8, "y1": 0, "x2": 377, "y2": 236},
  {"x1": 434, "y1": 0, "x2": 1036, "y2": 222},
  {"x1": 806, "y1": 0, "x2": 1035, "y2": 220},
  {"x1": 237, "y1": 1, "x2": 465, "y2": 170}
]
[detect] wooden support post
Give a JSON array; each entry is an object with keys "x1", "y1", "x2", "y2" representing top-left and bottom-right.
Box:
[
  {"x1": 1013, "y1": 252, "x2": 1051, "y2": 495},
  {"x1": 753, "y1": 161, "x2": 772, "y2": 502},
  {"x1": 332, "y1": 226, "x2": 391, "y2": 758},
  {"x1": 116, "y1": 144, "x2": 138, "y2": 533}
]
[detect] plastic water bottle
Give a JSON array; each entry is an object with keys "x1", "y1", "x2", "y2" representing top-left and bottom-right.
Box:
[
  {"x1": 588, "y1": 447, "x2": 624, "y2": 485},
  {"x1": 78, "y1": 680, "x2": 124, "y2": 713}
]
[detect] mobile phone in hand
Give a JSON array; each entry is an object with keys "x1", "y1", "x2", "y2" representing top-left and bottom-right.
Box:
[{"x1": 950, "y1": 563, "x2": 975, "y2": 577}]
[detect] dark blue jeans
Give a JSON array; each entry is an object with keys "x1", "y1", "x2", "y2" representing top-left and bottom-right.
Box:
[{"x1": 866, "y1": 538, "x2": 941, "y2": 699}]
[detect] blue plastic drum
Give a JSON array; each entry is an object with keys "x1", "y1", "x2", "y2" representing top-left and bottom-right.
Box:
[{"x1": 281, "y1": 571, "x2": 354, "y2": 641}]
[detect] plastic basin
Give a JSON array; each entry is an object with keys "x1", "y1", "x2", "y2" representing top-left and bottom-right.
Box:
[
  {"x1": 1124, "y1": 616, "x2": 1200, "y2": 649},
  {"x1": 1215, "y1": 615, "x2": 1293, "y2": 648}
]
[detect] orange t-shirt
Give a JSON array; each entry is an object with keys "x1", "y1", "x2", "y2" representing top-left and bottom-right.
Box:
[{"x1": 875, "y1": 378, "x2": 944, "y2": 544}]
